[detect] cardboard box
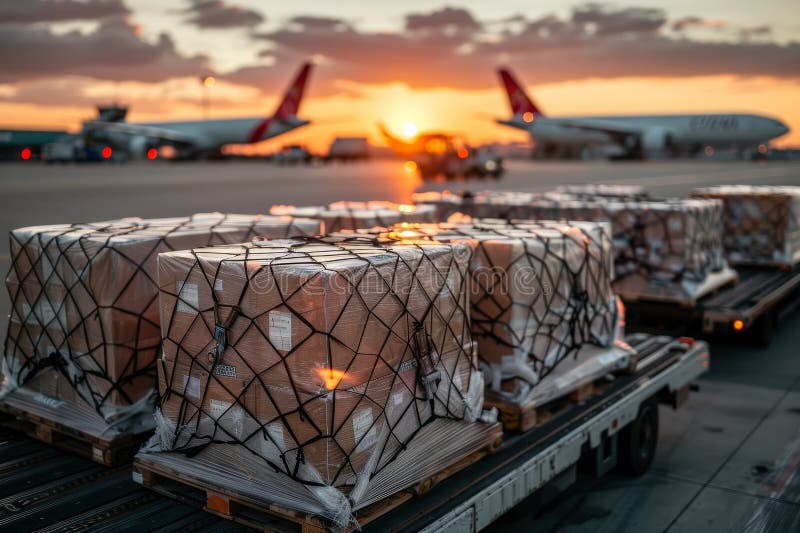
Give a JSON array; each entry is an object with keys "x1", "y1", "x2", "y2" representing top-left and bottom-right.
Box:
[
  {"x1": 3, "y1": 214, "x2": 323, "y2": 423},
  {"x1": 691, "y1": 185, "x2": 800, "y2": 267},
  {"x1": 271, "y1": 201, "x2": 437, "y2": 232},
  {"x1": 156, "y1": 238, "x2": 478, "y2": 487},
  {"x1": 383, "y1": 221, "x2": 619, "y2": 400}
]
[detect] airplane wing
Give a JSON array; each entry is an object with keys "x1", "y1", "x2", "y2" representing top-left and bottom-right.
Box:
[
  {"x1": 83, "y1": 121, "x2": 198, "y2": 145},
  {"x1": 556, "y1": 120, "x2": 640, "y2": 145}
]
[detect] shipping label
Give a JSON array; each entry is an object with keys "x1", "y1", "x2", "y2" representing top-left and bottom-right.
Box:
[
  {"x1": 181, "y1": 375, "x2": 201, "y2": 399},
  {"x1": 176, "y1": 281, "x2": 199, "y2": 313},
  {"x1": 268, "y1": 310, "x2": 292, "y2": 351}
]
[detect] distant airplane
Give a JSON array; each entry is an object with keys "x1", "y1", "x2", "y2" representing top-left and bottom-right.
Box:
[
  {"x1": 85, "y1": 62, "x2": 313, "y2": 159},
  {"x1": 377, "y1": 122, "x2": 458, "y2": 157},
  {"x1": 496, "y1": 67, "x2": 790, "y2": 159}
]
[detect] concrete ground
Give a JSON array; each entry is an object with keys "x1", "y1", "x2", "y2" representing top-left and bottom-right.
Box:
[{"x1": 0, "y1": 158, "x2": 799, "y2": 532}]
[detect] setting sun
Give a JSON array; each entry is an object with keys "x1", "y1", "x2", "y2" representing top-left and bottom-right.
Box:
[{"x1": 402, "y1": 122, "x2": 418, "y2": 139}]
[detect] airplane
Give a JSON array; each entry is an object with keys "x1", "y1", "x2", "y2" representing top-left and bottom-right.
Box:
[
  {"x1": 84, "y1": 62, "x2": 313, "y2": 159},
  {"x1": 495, "y1": 67, "x2": 790, "y2": 159}
]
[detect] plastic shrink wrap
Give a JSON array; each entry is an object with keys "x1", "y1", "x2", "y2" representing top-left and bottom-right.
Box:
[
  {"x1": 691, "y1": 185, "x2": 800, "y2": 267},
  {"x1": 270, "y1": 200, "x2": 437, "y2": 232},
  {"x1": 384, "y1": 221, "x2": 631, "y2": 409},
  {"x1": 411, "y1": 190, "x2": 539, "y2": 221},
  {"x1": 141, "y1": 237, "x2": 496, "y2": 528},
  {"x1": 554, "y1": 184, "x2": 649, "y2": 200},
  {"x1": 521, "y1": 196, "x2": 734, "y2": 302},
  {"x1": 413, "y1": 191, "x2": 734, "y2": 302},
  {"x1": 2, "y1": 213, "x2": 322, "y2": 439}
]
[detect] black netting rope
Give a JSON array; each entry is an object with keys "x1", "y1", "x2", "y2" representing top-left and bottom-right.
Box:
[
  {"x1": 3, "y1": 215, "x2": 310, "y2": 420},
  {"x1": 158, "y1": 237, "x2": 475, "y2": 489}
]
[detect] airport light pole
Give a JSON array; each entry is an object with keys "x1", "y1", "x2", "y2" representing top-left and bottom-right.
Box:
[{"x1": 201, "y1": 76, "x2": 215, "y2": 119}]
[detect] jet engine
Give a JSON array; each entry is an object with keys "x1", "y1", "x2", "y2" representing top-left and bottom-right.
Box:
[
  {"x1": 640, "y1": 127, "x2": 676, "y2": 152},
  {"x1": 128, "y1": 135, "x2": 154, "y2": 159}
]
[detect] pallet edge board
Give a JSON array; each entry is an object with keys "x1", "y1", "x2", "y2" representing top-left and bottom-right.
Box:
[{"x1": 131, "y1": 422, "x2": 503, "y2": 532}]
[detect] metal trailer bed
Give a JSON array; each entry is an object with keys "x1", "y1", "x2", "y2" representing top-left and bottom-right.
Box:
[
  {"x1": 0, "y1": 334, "x2": 707, "y2": 532},
  {"x1": 364, "y1": 334, "x2": 709, "y2": 532},
  {"x1": 625, "y1": 264, "x2": 800, "y2": 345}
]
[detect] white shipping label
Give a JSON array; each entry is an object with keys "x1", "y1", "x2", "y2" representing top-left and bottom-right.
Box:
[
  {"x1": 214, "y1": 279, "x2": 224, "y2": 291},
  {"x1": 213, "y1": 364, "x2": 237, "y2": 378},
  {"x1": 181, "y1": 375, "x2": 201, "y2": 399},
  {"x1": 209, "y1": 398, "x2": 232, "y2": 419},
  {"x1": 210, "y1": 399, "x2": 243, "y2": 439},
  {"x1": 176, "y1": 281, "x2": 198, "y2": 313},
  {"x1": 268, "y1": 311, "x2": 292, "y2": 351},
  {"x1": 352, "y1": 408, "x2": 378, "y2": 451}
]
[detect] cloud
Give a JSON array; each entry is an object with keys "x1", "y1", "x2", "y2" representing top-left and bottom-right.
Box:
[
  {"x1": 232, "y1": 5, "x2": 799, "y2": 94},
  {"x1": 2, "y1": 3, "x2": 798, "y2": 111},
  {"x1": 671, "y1": 16, "x2": 727, "y2": 32},
  {"x1": 0, "y1": 17, "x2": 211, "y2": 84},
  {"x1": 571, "y1": 3, "x2": 666, "y2": 35},
  {"x1": 0, "y1": 0, "x2": 129, "y2": 23},
  {"x1": 740, "y1": 25, "x2": 772, "y2": 38},
  {"x1": 183, "y1": 0, "x2": 264, "y2": 29},
  {"x1": 405, "y1": 7, "x2": 482, "y2": 33}
]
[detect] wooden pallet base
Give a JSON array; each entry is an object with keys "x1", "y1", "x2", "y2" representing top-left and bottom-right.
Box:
[
  {"x1": 486, "y1": 377, "x2": 610, "y2": 433},
  {"x1": 133, "y1": 422, "x2": 503, "y2": 532},
  {"x1": 0, "y1": 398, "x2": 151, "y2": 467}
]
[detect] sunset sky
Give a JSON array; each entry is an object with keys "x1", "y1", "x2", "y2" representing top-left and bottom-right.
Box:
[{"x1": 1, "y1": 0, "x2": 799, "y2": 152}]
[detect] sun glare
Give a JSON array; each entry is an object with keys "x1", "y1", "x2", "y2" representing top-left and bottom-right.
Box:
[{"x1": 402, "y1": 122, "x2": 418, "y2": 139}]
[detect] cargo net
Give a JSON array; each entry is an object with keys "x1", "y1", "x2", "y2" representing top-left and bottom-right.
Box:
[
  {"x1": 554, "y1": 184, "x2": 650, "y2": 200},
  {"x1": 412, "y1": 190, "x2": 540, "y2": 221},
  {"x1": 150, "y1": 236, "x2": 486, "y2": 524},
  {"x1": 691, "y1": 185, "x2": 800, "y2": 267},
  {"x1": 2, "y1": 214, "x2": 322, "y2": 431},
  {"x1": 382, "y1": 220, "x2": 622, "y2": 402},
  {"x1": 270, "y1": 200, "x2": 437, "y2": 233},
  {"x1": 413, "y1": 190, "x2": 726, "y2": 287}
]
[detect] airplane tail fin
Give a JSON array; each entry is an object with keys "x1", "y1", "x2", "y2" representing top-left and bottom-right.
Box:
[
  {"x1": 377, "y1": 121, "x2": 401, "y2": 144},
  {"x1": 498, "y1": 68, "x2": 544, "y2": 118},
  {"x1": 274, "y1": 62, "x2": 313, "y2": 120}
]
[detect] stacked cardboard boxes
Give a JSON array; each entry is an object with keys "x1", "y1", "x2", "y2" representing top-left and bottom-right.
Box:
[
  {"x1": 554, "y1": 184, "x2": 649, "y2": 200},
  {"x1": 411, "y1": 190, "x2": 539, "y2": 221},
  {"x1": 382, "y1": 221, "x2": 629, "y2": 406},
  {"x1": 2, "y1": 214, "x2": 322, "y2": 435},
  {"x1": 412, "y1": 190, "x2": 734, "y2": 303},
  {"x1": 270, "y1": 200, "x2": 437, "y2": 232},
  {"x1": 691, "y1": 185, "x2": 800, "y2": 267},
  {"x1": 145, "y1": 237, "x2": 494, "y2": 525}
]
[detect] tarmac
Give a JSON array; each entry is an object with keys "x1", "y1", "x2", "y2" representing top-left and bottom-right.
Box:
[{"x1": 0, "y1": 158, "x2": 799, "y2": 531}]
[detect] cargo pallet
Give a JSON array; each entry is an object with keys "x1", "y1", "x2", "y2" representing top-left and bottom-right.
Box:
[
  {"x1": 625, "y1": 264, "x2": 800, "y2": 345},
  {"x1": 125, "y1": 334, "x2": 705, "y2": 532},
  {"x1": 486, "y1": 378, "x2": 604, "y2": 433},
  {"x1": 365, "y1": 334, "x2": 707, "y2": 532},
  {"x1": 132, "y1": 423, "x2": 503, "y2": 532},
  {"x1": 0, "y1": 397, "x2": 151, "y2": 467}
]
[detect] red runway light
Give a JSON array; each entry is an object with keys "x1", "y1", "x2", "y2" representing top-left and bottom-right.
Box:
[
  {"x1": 102, "y1": 146, "x2": 113, "y2": 159},
  {"x1": 146, "y1": 148, "x2": 158, "y2": 160},
  {"x1": 20, "y1": 147, "x2": 32, "y2": 160},
  {"x1": 457, "y1": 148, "x2": 469, "y2": 159}
]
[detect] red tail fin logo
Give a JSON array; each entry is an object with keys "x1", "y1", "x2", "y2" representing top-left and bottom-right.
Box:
[
  {"x1": 274, "y1": 62, "x2": 312, "y2": 120},
  {"x1": 498, "y1": 68, "x2": 544, "y2": 118},
  {"x1": 249, "y1": 62, "x2": 313, "y2": 143}
]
